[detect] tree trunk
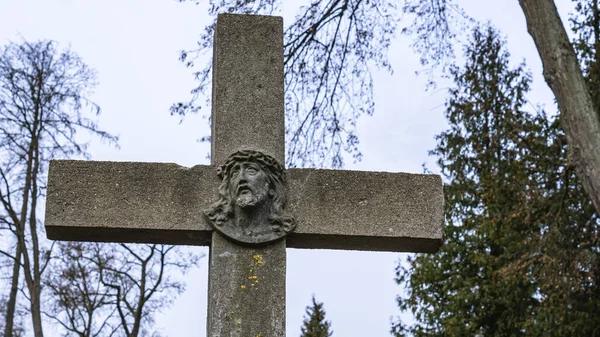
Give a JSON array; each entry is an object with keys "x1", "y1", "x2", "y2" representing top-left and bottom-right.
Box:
[
  {"x1": 28, "y1": 137, "x2": 44, "y2": 337},
  {"x1": 29, "y1": 295, "x2": 44, "y2": 337},
  {"x1": 3, "y1": 244, "x2": 22, "y2": 337},
  {"x1": 518, "y1": 0, "x2": 600, "y2": 213},
  {"x1": 18, "y1": 137, "x2": 44, "y2": 337}
]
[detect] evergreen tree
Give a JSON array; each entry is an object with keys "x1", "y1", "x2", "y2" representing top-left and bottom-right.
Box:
[
  {"x1": 571, "y1": 0, "x2": 600, "y2": 117},
  {"x1": 392, "y1": 24, "x2": 600, "y2": 337},
  {"x1": 300, "y1": 296, "x2": 333, "y2": 337}
]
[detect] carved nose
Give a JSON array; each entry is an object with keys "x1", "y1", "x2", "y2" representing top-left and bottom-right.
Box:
[
  {"x1": 237, "y1": 173, "x2": 248, "y2": 184},
  {"x1": 236, "y1": 175, "x2": 250, "y2": 194}
]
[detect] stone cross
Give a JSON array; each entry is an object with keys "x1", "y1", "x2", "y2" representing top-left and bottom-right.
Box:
[{"x1": 45, "y1": 14, "x2": 443, "y2": 337}]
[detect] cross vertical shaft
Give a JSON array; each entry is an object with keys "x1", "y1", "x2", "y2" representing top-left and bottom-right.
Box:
[
  {"x1": 207, "y1": 14, "x2": 287, "y2": 337},
  {"x1": 211, "y1": 14, "x2": 285, "y2": 165}
]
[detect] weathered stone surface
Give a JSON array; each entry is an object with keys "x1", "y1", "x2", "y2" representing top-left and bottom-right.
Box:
[
  {"x1": 211, "y1": 14, "x2": 285, "y2": 165},
  {"x1": 45, "y1": 160, "x2": 443, "y2": 252},
  {"x1": 207, "y1": 14, "x2": 288, "y2": 337},
  {"x1": 207, "y1": 233, "x2": 285, "y2": 337},
  {"x1": 287, "y1": 168, "x2": 444, "y2": 253},
  {"x1": 45, "y1": 160, "x2": 218, "y2": 245}
]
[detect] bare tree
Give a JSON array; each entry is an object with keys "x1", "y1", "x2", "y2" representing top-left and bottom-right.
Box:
[
  {"x1": 44, "y1": 242, "x2": 117, "y2": 337},
  {"x1": 0, "y1": 296, "x2": 24, "y2": 337},
  {"x1": 94, "y1": 244, "x2": 198, "y2": 337},
  {"x1": 173, "y1": 0, "x2": 470, "y2": 168},
  {"x1": 0, "y1": 39, "x2": 202, "y2": 337},
  {"x1": 0, "y1": 40, "x2": 117, "y2": 337},
  {"x1": 174, "y1": 0, "x2": 407, "y2": 168},
  {"x1": 44, "y1": 242, "x2": 200, "y2": 337}
]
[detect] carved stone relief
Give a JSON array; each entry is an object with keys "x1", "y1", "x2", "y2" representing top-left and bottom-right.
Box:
[{"x1": 204, "y1": 149, "x2": 295, "y2": 244}]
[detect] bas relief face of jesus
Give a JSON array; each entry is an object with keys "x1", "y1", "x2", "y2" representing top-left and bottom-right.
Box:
[
  {"x1": 229, "y1": 161, "x2": 271, "y2": 209},
  {"x1": 204, "y1": 150, "x2": 295, "y2": 245}
]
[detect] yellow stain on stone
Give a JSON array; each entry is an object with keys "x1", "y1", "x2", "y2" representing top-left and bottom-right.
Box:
[
  {"x1": 252, "y1": 254, "x2": 263, "y2": 266},
  {"x1": 248, "y1": 274, "x2": 259, "y2": 286}
]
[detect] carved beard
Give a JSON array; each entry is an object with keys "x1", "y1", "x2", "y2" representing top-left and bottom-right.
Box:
[
  {"x1": 235, "y1": 184, "x2": 270, "y2": 209},
  {"x1": 236, "y1": 190, "x2": 258, "y2": 208}
]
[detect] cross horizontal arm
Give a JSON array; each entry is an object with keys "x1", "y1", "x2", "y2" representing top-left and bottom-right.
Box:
[
  {"x1": 286, "y1": 169, "x2": 443, "y2": 252},
  {"x1": 46, "y1": 160, "x2": 443, "y2": 252},
  {"x1": 45, "y1": 160, "x2": 218, "y2": 246}
]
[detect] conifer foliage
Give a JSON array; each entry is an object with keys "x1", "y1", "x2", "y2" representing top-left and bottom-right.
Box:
[
  {"x1": 300, "y1": 296, "x2": 333, "y2": 337},
  {"x1": 392, "y1": 24, "x2": 600, "y2": 337}
]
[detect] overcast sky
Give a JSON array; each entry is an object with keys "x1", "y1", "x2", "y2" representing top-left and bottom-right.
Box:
[{"x1": 0, "y1": 1, "x2": 572, "y2": 336}]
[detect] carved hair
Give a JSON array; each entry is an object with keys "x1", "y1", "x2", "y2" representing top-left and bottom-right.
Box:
[{"x1": 205, "y1": 150, "x2": 295, "y2": 234}]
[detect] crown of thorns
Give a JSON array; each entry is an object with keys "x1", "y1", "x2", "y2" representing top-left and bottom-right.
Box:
[{"x1": 217, "y1": 150, "x2": 285, "y2": 181}]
